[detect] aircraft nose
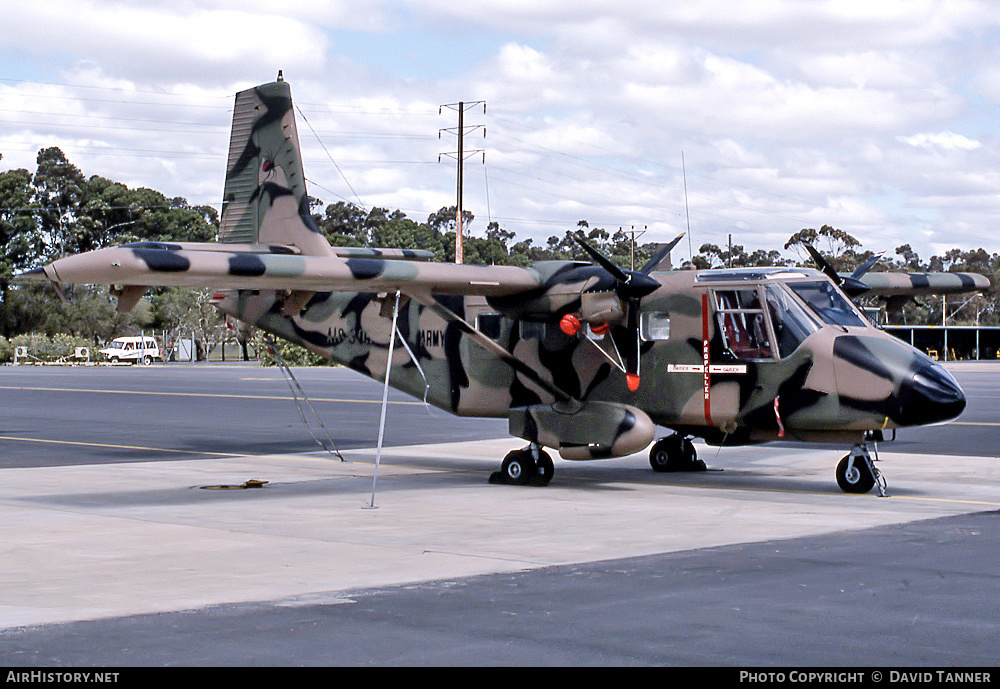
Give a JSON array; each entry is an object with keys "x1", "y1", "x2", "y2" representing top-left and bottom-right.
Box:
[
  {"x1": 897, "y1": 362, "x2": 966, "y2": 426},
  {"x1": 833, "y1": 334, "x2": 966, "y2": 428}
]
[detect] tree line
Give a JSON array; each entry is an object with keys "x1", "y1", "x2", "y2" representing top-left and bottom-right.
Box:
[{"x1": 2, "y1": 147, "x2": 998, "y2": 362}]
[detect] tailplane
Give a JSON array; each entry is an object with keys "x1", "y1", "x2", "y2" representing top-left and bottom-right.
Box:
[{"x1": 218, "y1": 76, "x2": 334, "y2": 257}]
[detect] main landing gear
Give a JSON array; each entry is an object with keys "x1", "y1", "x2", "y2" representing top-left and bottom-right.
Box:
[
  {"x1": 648, "y1": 434, "x2": 706, "y2": 473},
  {"x1": 489, "y1": 444, "x2": 555, "y2": 486},
  {"x1": 836, "y1": 442, "x2": 887, "y2": 496}
]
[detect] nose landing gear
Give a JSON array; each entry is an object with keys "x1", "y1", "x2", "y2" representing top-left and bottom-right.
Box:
[{"x1": 836, "y1": 443, "x2": 887, "y2": 496}]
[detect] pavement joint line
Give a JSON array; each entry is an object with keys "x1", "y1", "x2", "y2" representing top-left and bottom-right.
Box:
[
  {"x1": 0, "y1": 385, "x2": 426, "y2": 405},
  {"x1": 0, "y1": 434, "x2": 248, "y2": 457}
]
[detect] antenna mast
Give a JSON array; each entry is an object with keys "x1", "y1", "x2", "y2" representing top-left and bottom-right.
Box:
[{"x1": 682, "y1": 151, "x2": 692, "y2": 261}]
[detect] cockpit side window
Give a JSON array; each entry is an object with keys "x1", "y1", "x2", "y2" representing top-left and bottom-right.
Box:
[
  {"x1": 765, "y1": 284, "x2": 822, "y2": 358},
  {"x1": 714, "y1": 289, "x2": 773, "y2": 360},
  {"x1": 787, "y1": 280, "x2": 868, "y2": 328}
]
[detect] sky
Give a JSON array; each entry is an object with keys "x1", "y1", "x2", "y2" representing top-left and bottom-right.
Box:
[{"x1": 2, "y1": 0, "x2": 1000, "y2": 264}]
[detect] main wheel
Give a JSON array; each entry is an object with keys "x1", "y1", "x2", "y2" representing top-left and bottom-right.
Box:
[
  {"x1": 836, "y1": 455, "x2": 875, "y2": 493},
  {"x1": 500, "y1": 450, "x2": 535, "y2": 485},
  {"x1": 649, "y1": 435, "x2": 704, "y2": 472}
]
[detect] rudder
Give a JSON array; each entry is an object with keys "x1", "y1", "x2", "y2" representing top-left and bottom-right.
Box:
[{"x1": 218, "y1": 77, "x2": 333, "y2": 257}]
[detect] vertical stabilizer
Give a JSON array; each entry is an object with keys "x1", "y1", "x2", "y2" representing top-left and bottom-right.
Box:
[{"x1": 218, "y1": 80, "x2": 334, "y2": 257}]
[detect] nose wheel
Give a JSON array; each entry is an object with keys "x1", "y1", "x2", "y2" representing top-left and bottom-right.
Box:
[
  {"x1": 490, "y1": 445, "x2": 555, "y2": 486},
  {"x1": 836, "y1": 443, "x2": 887, "y2": 496}
]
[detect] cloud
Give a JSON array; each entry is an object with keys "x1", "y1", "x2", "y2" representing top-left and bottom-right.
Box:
[
  {"x1": 3, "y1": 2, "x2": 332, "y2": 84},
  {"x1": 900, "y1": 132, "x2": 982, "y2": 151}
]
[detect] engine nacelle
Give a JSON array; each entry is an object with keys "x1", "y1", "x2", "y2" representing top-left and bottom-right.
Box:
[
  {"x1": 579, "y1": 291, "x2": 624, "y2": 326},
  {"x1": 508, "y1": 401, "x2": 655, "y2": 460}
]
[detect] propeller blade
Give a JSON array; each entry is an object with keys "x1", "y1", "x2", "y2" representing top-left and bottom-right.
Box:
[
  {"x1": 849, "y1": 252, "x2": 884, "y2": 280},
  {"x1": 625, "y1": 298, "x2": 641, "y2": 391},
  {"x1": 571, "y1": 233, "x2": 629, "y2": 282},
  {"x1": 804, "y1": 243, "x2": 842, "y2": 285},
  {"x1": 638, "y1": 233, "x2": 685, "y2": 274}
]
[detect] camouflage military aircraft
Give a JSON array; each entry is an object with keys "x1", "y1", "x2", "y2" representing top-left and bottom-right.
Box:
[{"x1": 21, "y1": 77, "x2": 990, "y2": 494}]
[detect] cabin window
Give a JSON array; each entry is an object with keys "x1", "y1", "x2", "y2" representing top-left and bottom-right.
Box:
[
  {"x1": 787, "y1": 281, "x2": 867, "y2": 328},
  {"x1": 519, "y1": 320, "x2": 546, "y2": 340},
  {"x1": 640, "y1": 312, "x2": 671, "y2": 341},
  {"x1": 764, "y1": 283, "x2": 822, "y2": 357},
  {"x1": 476, "y1": 313, "x2": 503, "y2": 340},
  {"x1": 714, "y1": 289, "x2": 772, "y2": 359}
]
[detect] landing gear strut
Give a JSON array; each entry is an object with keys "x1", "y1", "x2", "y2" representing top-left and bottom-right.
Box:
[
  {"x1": 649, "y1": 434, "x2": 706, "y2": 473},
  {"x1": 490, "y1": 444, "x2": 554, "y2": 486},
  {"x1": 836, "y1": 443, "x2": 887, "y2": 496}
]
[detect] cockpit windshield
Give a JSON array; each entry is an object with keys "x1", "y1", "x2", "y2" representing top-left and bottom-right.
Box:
[
  {"x1": 787, "y1": 280, "x2": 868, "y2": 327},
  {"x1": 712, "y1": 279, "x2": 865, "y2": 360}
]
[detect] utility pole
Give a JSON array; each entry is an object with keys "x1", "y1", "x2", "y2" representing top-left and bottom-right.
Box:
[
  {"x1": 623, "y1": 226, "x2": 646, "y2": 270},
  {"x1": 440, "y1": 101, "x2": 485, "y2": 264}
]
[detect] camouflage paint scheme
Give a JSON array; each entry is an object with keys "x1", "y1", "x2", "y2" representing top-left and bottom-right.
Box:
[{"x1": 21, "y1": 79, "x2": 978, "y2": 474}]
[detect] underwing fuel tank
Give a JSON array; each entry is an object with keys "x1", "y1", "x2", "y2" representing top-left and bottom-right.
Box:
[
  {"x1": 508, "y1": 402, "x2": 656, "y2": 460},
  {"x1": 831, "y1": 334, "x2": 966, "y2": 428}
]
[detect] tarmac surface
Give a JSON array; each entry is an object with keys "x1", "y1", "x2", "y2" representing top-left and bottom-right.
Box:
[{"x1": 0, "y1": 362, "x2": 998, "y2": 666}]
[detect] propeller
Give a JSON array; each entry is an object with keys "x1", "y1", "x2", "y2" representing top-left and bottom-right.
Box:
[
  {"x1": 571, "y1": 234, "x2": 661, "y2": 391},
  {"x1": 803, "y1": 243, "x2": 878, "y2": 298}
]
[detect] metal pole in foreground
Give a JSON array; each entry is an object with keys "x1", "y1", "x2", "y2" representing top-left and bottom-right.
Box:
[{"x1": 368, "y1": 290, "x2": 401, "y2": 509}]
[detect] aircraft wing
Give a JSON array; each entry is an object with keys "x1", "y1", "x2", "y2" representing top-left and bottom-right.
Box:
[
  {"x1": 19, "y1": 243, "x2": 541, "y2": 297},
  {"x1": 855, "y1": 271, "x2": 990, "y2": 297}
]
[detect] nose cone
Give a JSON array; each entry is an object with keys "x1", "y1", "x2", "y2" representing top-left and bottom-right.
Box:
[
  {"x1": 897, "y1": 363, "x2": 966, "y2": 426},
  {"x1": 833, "y1": 335, "x2": 967, "y2": 428},
  {"x1": 621, "y1": 270, "x2": 661, "y2": 299}
]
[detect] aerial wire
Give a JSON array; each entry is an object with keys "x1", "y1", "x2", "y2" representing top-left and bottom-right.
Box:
[{"x1": 296, "y1": 104, "x2": 366, "y2": 211}]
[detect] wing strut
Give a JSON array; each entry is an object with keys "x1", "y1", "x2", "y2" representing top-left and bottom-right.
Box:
[
  {"x1": 368, "y1": 290, "x2": 402, "y2": 510},
  {"x1": 408, "y1": 290, "x2": 577, "y2": 405}
]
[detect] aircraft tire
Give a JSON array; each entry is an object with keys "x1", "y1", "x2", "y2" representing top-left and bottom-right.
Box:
[
  {"x1": 649, "y1": 436, "x2": 703, "y2": 472},
  {"x1": 500, "y1": 450, "x2": 536, "y2": 486},
  {"x1": 836, "y1": 455, "x2": 875, "y2": 493}
]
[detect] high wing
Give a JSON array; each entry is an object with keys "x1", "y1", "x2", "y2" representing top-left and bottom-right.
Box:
[
  {"x1": 855, "y1": 271, "x2": 990, "y2": 298},
  {"x1": 21, "y1": 241, "x2": 541, "y2": 297}
]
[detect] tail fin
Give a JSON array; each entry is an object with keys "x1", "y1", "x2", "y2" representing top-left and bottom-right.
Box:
[{"x1": 218, "y1": 78, "x2": 334, "y2": 257}]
